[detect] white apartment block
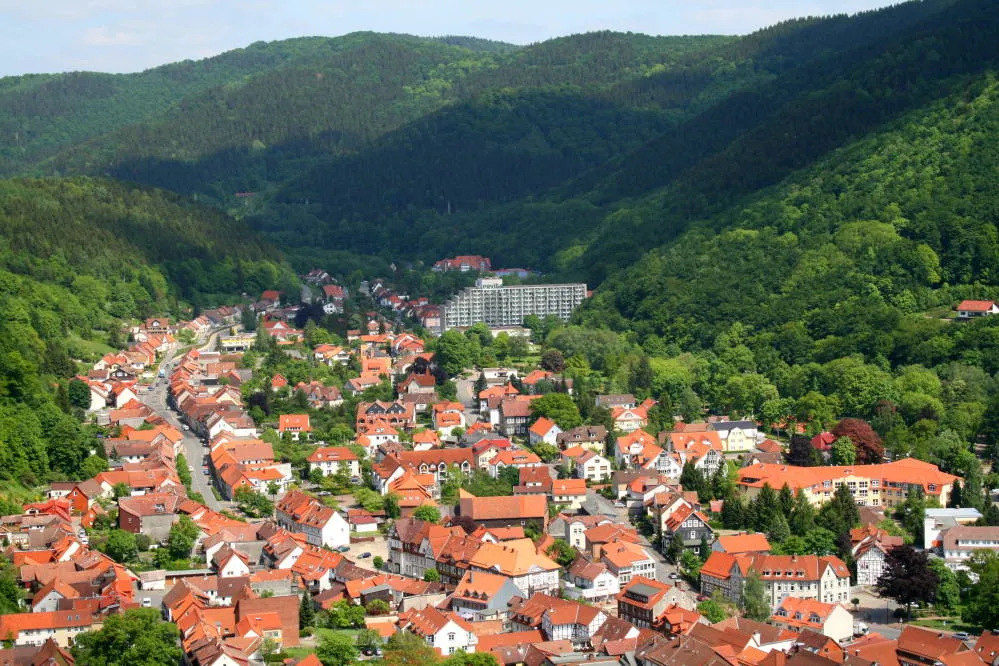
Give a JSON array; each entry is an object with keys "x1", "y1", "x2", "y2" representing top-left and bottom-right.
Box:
[{"x1": 442, "y1": 278, "x2": 586, "y2": 331}]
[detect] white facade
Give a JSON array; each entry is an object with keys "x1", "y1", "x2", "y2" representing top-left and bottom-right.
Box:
[
  {"x1": 422, "y1": 619, "x2": 477, "y2": 656},
  {"x1": 442, "y1": 280, "x2": 587, "y2": 331},
  {"x1": 577, "y1": 454, "x2": 611, "y2": 482},
  {"x1": 542, "y1": 611, "x2": 608, "y2": 646},
  {"x1": 565, "y1": 569, "x2": 620, "y2": 602},
  {"x1": 855, "y1": 546, "x2": 887, "y2": 587}
]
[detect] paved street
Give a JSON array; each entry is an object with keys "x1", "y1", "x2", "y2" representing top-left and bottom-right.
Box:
[
  {"x1": 139, "y1": 328, "x2": 225, "y2": 511},
  {"x1": 455, "y1": 373, "x2": 482, "y2": 428}
]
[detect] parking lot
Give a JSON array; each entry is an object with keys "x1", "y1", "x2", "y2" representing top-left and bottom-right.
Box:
[{"x1": 343, "y1": 533, "x2": 389, "y2": 565}]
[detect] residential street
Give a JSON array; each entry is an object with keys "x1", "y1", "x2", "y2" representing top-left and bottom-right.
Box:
[
  {"x1": 139, "y1": 328, "x2": 225, "y2": 511},
  {"x1": 455, "y1": 373, "x2": 481, "y2": 427}
]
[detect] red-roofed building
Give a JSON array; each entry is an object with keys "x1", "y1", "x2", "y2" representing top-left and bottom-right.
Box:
[
  {"x1": 398, "y1": 606, "x2": 478, "y2": 655},
  {"x1": 737, "y1": 458, "x2": 960, "y2": 509},
  {"x1": 306, "y1": 447, "x2": 360, "y2": 479},
  {"x1": 277, "y1": 414, "x2": 311, "y2": 440},
  {"x1": 956, "y1": 300, "x2": 998, "y2": 318},
  {"x1": 700, "y1": 552, "x2": 851, "y2": 610},
  {"x1": 771, "y1": 597, "x2": 854, "y2": 642},
  {"x1": 529, "y1": 417, "x2": 562, "y2": 446}
]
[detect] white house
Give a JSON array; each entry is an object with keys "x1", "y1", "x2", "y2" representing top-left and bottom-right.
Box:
[
  {"x1": 565, "y1": 557, "x2": 620, "y2": 603},
  {"x1": 306, "y1": 446, "x2": 361, "y2": 479},
  {"x1": 575, "y1": 451, "x2": 611, "y2": 483},
  {"x1": 771, "y1": 597, "x2": 854, "y2": 643},
  {"x1": 956, "y1": 300, "x2": 999, "y2": 318},
  {"x1": 213, "y1": 547, "x2": 251, "y2": 578},
  {"x1": 274, "y1": 490, "x2": 350, "y2": 549},
  {"x1": 398, "y1": 606, "x2": 477, "y2": 656},
  {"x1": 529, "y1": 417, "x2": 562, "y2": 446}
]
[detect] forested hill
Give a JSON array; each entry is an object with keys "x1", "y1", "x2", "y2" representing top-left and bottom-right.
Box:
[{"x1": 0, "y1": 177, "x2": 292, "y2": 486}]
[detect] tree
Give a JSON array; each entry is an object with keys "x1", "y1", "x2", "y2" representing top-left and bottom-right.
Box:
[
  {"x1": 667, "y1": 531, "x2": 685, "y2": 564},
  {"x1": 383, "y1": 629, "x2": 440, "y2": 666},
  {"x1": 540, "y1": 349, "x2": 566, "y2": 373},
  {"x1": 699, "y1": 533, "x2": 711, "y2": 560},
  {"x1": 68, "y1": 378, "x2": 91, "y2": 410},
  {"x1": 436, "y1": 330, "x2": 474, "y2": 377},
  {"x1": 299, "y1": 591, "x2": 316, "y2": 629},
  {"x1": 445, "y1": 652, "x2": 500, "y2": 666},
  {"x1": 367, "y1": 599, "x2": 391, "y2": 615},
  {"x1": 473, "y1": 372, "x2": 488, "y2": 399},
  {"x1": 963, "y1": 551, "x2": 999, "y2": 629},
  {"x1": 166, "y1": 515, "x2": 200, "y2": 560},
  {"x1": 788, "y1": 434, "x2": 822, "y2": 466},
  {"x1": 751, "y1": 484, "x2": 779, "y2": 533},
  {"x1": 818, "y1": 484, "x2": 860, "y2": 536},
  {"x1": 72, "y1": 608, "x2": 181, "y2": 666},
  {"x1": 721, "y1": 494, "x2": 745, "y2": 529},
  {"x1": 741, "y1": 571, "x2": 770, "y2": 620},
  {"x1": 315, "y1": 631, "x2": 360, "y2": 666},
  {"x1": 831, "y1": 437, "x2": 857, "y2": 466},
  {"x1": 412, "y1": 505, "x2": 442, "y2": 524},
  {"x1": 112, "y1": 482, "x2": 131, "y2": 499},
  {"x1": 529, "y1": 393, "x2": 581, "y2": 430},
  {"x1": 384, "y1": 493, "x2": 401, "y2": 519},
  {"x1": 895, "y1": 487, "x2": 928, "y2": 543},
  {"x1": 768, "y1": 513, "x2": 790, "y2": 543},
  {"x1": 802, "y1": 527, "x2": 837, "y2": 556},
  {"x1": 373, "y1": 555, "x2": 385, "y2": 570},
  {"x1": 698, "y1": 598, "x2": 730, "y2": 623},
  {"x1": 357, "y1": 629, "x2": 383, "y2": 651},
  {"x1": 423, "y1": 568, "x2": 440, "y2": 582},
  {"x1": 788, "y1": 490, "x2": 815, "y2": 536},
  {"x1": 103, "y1": 529, "x2": 138, "y2": 564},
  {"x1": 832, "y1": 419, "x2": 883, "y2": 464},
  {"x1": 234, "y1": 486, "x2": 274, "y2": 518},
  {"x1": 948, "y1": 480, "x2": 963, "y2": 509},
  {"x1": 876, "y1": 544, "x2": 939, "y2": 611},
  {"x1": 927, "y1": 558, "x2": 960, "y2": 614},
  {"x1": 547, "y1": 539, "x2": 577, "y2": 567},
  {"x1": 680, "y1": 463, "x2": 707, "y2": 499},
  {"x1": 680, "y1": 548, "x2": 702, "y2": 580}
]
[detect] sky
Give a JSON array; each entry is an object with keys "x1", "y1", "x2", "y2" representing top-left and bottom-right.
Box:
[{"x1": 0, "y1": 0, "x2": 901, "y2": 76}]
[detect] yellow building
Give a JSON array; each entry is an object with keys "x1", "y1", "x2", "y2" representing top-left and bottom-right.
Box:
[{"x1": 737, "y1": 458, "x2": 958, "y2": 509}]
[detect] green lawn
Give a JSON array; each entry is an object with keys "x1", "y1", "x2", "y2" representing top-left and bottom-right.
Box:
[
  {"x1": 67, "y1": 332, "x2": 116, "y2": 362},
  {"x1": 910, "y1": 618, "x2": 981, "y2": 634}
]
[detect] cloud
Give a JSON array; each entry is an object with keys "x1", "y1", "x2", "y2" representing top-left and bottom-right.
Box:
[{"x1": 79, "y1": 25, "x2": 144, "y2": 46}]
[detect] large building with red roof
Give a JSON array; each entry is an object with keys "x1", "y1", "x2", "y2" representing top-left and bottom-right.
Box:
[
  {"x1": 737, "y1": 458, "x2": 959, "y2": 509},
  {"x1": 700, "y1": 552, "x2": 851, "y2": 610}
]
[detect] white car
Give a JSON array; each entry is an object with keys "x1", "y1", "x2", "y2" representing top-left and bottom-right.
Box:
[{"x1": 142, "y1": 598, "x2": 152, "y2": 608}]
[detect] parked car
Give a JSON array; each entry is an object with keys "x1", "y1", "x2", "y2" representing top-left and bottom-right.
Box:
[
  {"x1": 202, "y1": 468, "x2": 210, "y2": 475},
  {"x1": 359, "y1": 552, "x2": 372, "y2": 558},
  {"x1": 669, "y1": 572, "x2": 680, "y2": 580},
  {"x1": 182, "y1": 424, "x2": 190, "y2": 431},
  {"x1": 613, "y1": 501, "x2": 626, "y2": 508},
  {"x1": 953, "y1": 632, "x2": 970, "y2": 641},
  {"x1": 142, "y1": 598, "x2": 152, "y2": 608},
  {"x1": 337, "y1": 545, "x2": 350, "y2": 553}
]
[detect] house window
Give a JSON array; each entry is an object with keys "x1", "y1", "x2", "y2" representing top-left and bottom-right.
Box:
[
  {"x1": 448, "y1": 633, "x2": 456, "y2": 641},
  {"x1": 690, "y1": 530, "x2": 697, "y2": 539}
]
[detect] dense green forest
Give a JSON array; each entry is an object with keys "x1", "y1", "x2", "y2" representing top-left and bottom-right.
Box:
[{"x1": 0, "y1": 177, "x2": 292, "y2": 486}]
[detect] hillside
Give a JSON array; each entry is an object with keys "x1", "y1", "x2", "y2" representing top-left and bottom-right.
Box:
[
  {"x1": 0, "y1": 177, "x2": 292, "y2": 485},
  {"x1": 38, "y1": 32, "x2": 728, "y2": 206}
]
